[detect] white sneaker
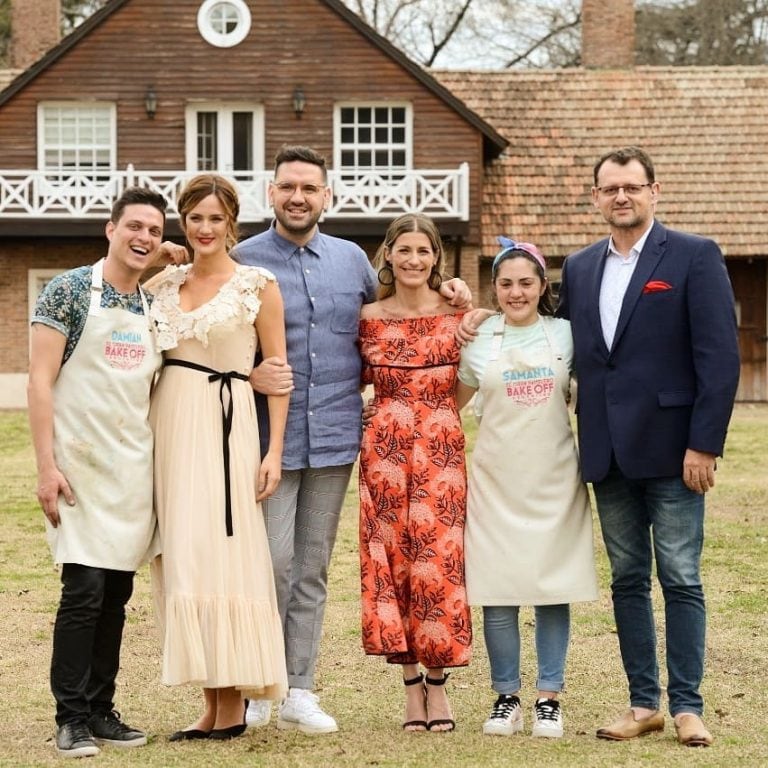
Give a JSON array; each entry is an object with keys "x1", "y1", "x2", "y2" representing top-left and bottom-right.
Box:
[
  {"x1": 245, "y1": 699, "x2": 272, "y2": 728},
  {"x1": 483, "y1": 694, "x2": 524, "y2": 736},
  {"x1": 277, "y1": 688, "x2": 338, "y2": 734},
  {"x1": 532, "y1": 697, "x2": 563, "y2": 738}
]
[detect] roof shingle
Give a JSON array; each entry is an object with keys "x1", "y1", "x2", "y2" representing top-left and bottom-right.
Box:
[{"x1": 436, "y1": 67, "x2": 768, "y2": 259}]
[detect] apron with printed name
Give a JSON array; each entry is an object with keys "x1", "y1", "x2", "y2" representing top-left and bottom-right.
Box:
[
  {"x1": 46, "y1": 259, "x2": 161, "y2": 571},
  {"x1": 465, "y1": 314, "x2": 598, "y2": 606}
]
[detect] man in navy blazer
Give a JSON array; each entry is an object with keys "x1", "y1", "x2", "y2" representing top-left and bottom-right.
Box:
[{"x1": 558, "y1": 147, "x2": 739, "y2": 747}]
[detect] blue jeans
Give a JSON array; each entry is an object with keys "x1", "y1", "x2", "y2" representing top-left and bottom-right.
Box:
[
  {"x1": 483, "y1": 604, "x2": 570, "y2": 694},
  {"x1": 593, "y1": 463, "x2": 706, "y2": 716}
]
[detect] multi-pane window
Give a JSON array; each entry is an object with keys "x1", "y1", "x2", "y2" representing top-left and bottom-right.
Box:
[
  {"x1": 336, "y1": 104, "x2": 411, "y2": 176},
  {"x1": 38, "y1": 103, "x2": 115, "y2": 178},
  {"x1": 185, "y1": 104, "x2": 262, "y2": 178}
]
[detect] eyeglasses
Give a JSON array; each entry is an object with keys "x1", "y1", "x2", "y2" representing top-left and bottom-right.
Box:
[
  {"x1": 272, "y1": 182, "x2": 326, "y2": 197},
  {"x1": 596, "y1": 183, "x2": 653, "y2": 197}
]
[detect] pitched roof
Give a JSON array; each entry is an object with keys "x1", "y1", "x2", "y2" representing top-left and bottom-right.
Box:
[
  {"x1": 436, "y1": 67, "x2": 768, "y2": 259},
  {"x1": 0, "y1": 0, "x2": 506, "y2": 156}
]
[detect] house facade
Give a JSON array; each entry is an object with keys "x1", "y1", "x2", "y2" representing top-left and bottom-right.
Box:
[
  {"x1": 1, "y1": 0, "x2": 766, "y2": 405},
  {"x1": 0, "y1": 0, "x2": 505, "y2": 406}
]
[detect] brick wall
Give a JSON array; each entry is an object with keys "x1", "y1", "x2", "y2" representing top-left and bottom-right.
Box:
[
  {"x1": 582, "y1": 0, "x2": 636, "y2": 69},
  {"x1": 0, "y1": 239, "x2": 103, "y2": 372},
  {"x1": 10, "y1": 0, "x2": 60, "y2": 70}
]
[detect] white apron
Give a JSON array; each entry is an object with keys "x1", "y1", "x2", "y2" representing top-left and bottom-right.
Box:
[
  {"x1": 46, "y1": 259, "x2": 161, "y2": 571},
  {"x1": 465, "y1": 315, "x2": 598, "y2": 606}
]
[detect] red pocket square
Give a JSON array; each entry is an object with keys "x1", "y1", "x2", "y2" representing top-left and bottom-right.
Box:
[{"x1": 643, "y1": 280, "x2": 673, "y2": 293}]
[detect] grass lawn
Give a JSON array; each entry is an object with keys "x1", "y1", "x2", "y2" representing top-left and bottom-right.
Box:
[{"x1": 0, "y1": 404, "x2": 766, "y2": 767}]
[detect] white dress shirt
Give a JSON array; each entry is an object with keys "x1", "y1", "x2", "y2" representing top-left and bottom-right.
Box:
[{"x1": 599, "y1": 222, "x2": 654, "y2": 349}]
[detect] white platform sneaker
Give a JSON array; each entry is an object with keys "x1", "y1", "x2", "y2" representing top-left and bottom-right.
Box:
[{"x1": 277, "y1": 688, "x2": 338, "y2": 734}]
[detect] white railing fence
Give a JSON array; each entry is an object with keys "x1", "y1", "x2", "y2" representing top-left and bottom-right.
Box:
[{"x1": 0, "y1": 164, "x2": 469, "y2": 221}]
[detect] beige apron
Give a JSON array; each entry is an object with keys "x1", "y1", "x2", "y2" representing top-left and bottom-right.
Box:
[
  {"x1": 465, "y1": 315, "x2": 598, "y2": 605},
  {"x1": 46, "y1": 258, "x2": 161, "y2": 570}
]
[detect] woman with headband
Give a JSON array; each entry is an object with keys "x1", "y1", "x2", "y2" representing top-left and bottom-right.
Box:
[{"x1": 455, "y1": 237, "x2": 598, "y2": 740}]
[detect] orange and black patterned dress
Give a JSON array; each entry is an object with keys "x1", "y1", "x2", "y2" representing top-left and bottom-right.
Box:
[{"x1": 358, "y1": 313, "x2": 472, "y2": 668}]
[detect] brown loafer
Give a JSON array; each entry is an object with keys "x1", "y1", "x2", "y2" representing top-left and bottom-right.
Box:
[
  {"x1": 596, "y1": 709, "x2": 665, "y2": 740},
  {"x1": 674, "y1": 714, "x2": 713, "y2": 747}
]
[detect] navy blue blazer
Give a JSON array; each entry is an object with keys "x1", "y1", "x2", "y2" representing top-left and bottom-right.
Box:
[{"x1": 557, "y1": 221, "x2": 740, "y2": 483}]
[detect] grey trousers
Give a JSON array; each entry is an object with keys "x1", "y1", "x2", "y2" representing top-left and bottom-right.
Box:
[{"x1": 263, "y1": 464, "x2": 354, "y2": 690}]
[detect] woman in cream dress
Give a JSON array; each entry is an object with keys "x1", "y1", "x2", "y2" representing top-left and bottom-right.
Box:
[{"x1": 146, "y1": 174, "x2": 288, "y2": 741}]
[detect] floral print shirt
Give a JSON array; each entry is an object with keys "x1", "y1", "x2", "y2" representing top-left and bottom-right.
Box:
[{"x1": 32, "y1": 265, "x2": 150, "y2": 365}]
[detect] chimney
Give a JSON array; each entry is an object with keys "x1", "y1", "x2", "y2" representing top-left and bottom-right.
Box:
[
  {"x1": 10, "y1": 0, "x2": 61, "y2": 70},
  {"x1": 581, "y1": 0, "x2": 635, "y2": 69}
]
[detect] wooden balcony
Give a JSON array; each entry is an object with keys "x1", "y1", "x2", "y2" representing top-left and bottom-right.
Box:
[{"x1": 0, "y1": 164, "x2": 469, "y2": 222}]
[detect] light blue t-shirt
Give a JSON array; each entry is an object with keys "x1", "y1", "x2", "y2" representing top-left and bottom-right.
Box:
[{"x1": 458, "y1": 314, "x2": 574, "y2": 418}]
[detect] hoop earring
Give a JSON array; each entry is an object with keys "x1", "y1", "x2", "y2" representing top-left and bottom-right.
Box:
[
  {"x1": 428, "y1": 268, "x2": 442, "y2": 290},
  {"x1": 377, "y1": 264, "x2": 394, "y2": 286}
]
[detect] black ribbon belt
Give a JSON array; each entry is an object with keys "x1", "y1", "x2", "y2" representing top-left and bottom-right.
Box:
[{"x1": 163, "y1": 359, "x2": 249, "y2": 537}]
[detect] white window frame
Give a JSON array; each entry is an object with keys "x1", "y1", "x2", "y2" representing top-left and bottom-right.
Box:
[
  {"x1": 184, "y1": 102, "x2": 265, "y2": 175},
  {"x1": 333, "y1": 102, "x2": 412, "y2": 175},
  {"x1": 37, "y1": 102, "x2": 116, "y2": 175},
  {"x1": 197, "y1": 0, "x2": 251, "y2": 48}
]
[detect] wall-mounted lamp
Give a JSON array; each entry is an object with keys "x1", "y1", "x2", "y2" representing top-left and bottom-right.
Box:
[
  {"x1": 145, "y1": 86, "x2": 157, "y2": 119},
  {"x1": 292, "y1": 86, "x2": 306, "y2": 118}
]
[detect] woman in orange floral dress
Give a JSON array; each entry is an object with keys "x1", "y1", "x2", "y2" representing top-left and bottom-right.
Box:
[{"x1": 358, "y1": 213, "x2": 472, "y2": 733}]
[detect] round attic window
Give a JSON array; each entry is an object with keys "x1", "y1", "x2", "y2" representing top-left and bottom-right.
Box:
[{"x1": 198, "y1": 0, "x2": 251, "y2": 48}]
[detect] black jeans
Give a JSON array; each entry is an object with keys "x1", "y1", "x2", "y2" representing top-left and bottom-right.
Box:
[{"x1": 51, "y1": 564, "x2": 134, "y2": 726}]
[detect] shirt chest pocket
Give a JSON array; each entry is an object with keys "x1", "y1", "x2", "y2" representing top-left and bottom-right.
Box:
[{"x1": 331, "y1": 293, "x2": 360, "y2": 333}]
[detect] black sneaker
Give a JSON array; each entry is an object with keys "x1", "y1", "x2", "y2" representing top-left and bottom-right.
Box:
[
  {"x1": 55, "y1": 722, "x2": 100, "y2": 758},
  {"x1": 86, "y1": 710, "x2": 147, "y2": 748}
]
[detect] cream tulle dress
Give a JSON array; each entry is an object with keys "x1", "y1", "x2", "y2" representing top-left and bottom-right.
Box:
[{"x1": 147, "y1": 264, "x2": 287, "y2": 699}]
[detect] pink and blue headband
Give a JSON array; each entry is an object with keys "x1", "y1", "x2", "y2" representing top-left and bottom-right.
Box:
[{"x1": 492, "y1": 236, "x2": 546, "y2": 278}]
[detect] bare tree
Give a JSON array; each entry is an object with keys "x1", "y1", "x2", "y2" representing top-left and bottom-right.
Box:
[
  {"x1": 4, "y1": 0, "x2": 768, "y2": 71},
  {"x1": 343, "y1": 0, "x2": 582, "y2": 67},
  {"x1": 636, "y1": 0, "x2": 768, "y2": 65},
  {"x1": 345, "y1": 0, "x2": 474, "y2": 66},
  {"x1": 61, "y1": 0, "x2": 108, "y2": 34}
]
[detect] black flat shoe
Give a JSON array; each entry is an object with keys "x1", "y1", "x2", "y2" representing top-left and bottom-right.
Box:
[
  {"x1": 208, "y1": 723, "x2": 247, "y2": 740},
  {"x1": 169, "y1": 728, "x2": 211, "y2": 742}
]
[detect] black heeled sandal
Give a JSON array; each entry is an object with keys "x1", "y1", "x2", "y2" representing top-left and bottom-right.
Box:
[
  {"x1": 402, "y1": 673, "x2": 428, "y2": 731},
  {"x1": 425, "y1": 673, "x2": 455, "y2": 732}
]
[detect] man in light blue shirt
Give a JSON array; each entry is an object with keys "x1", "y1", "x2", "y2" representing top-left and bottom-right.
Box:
[{"x1": 233, "y1": 146, "x2": 468, "y2": 733}]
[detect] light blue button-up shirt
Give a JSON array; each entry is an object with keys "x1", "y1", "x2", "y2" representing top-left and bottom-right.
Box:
[{"x1": 232, "y1": 223, "x2": 377, "y2": 469}]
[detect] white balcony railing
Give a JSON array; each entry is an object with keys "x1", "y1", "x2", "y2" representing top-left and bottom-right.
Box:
[{"x1": 0, "y1": 164, "x2": 469, "y2": 222}]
